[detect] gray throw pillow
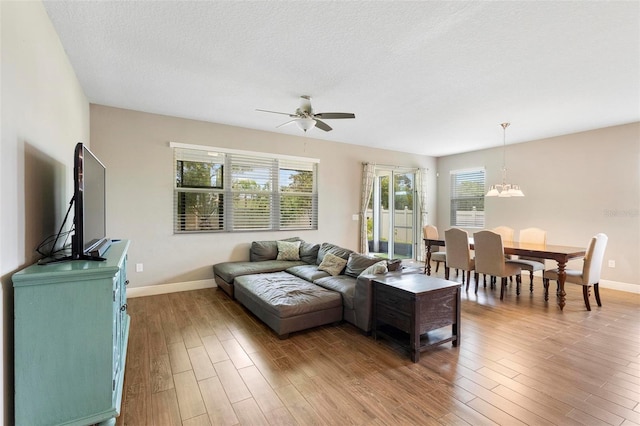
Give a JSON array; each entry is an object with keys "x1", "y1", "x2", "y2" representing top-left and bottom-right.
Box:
[
  {"x1": 300, "y1": 242, "x2": 320, "y2": 264},
  {"x1": 345, "y1": 253, "x2": 383, "y2": 277},
  {"x1": 316, "y1": 242, "x2": 354, "y2": 265},
  {"x1": 250, "y1": 237, "x2": 301, "y2": 262}
]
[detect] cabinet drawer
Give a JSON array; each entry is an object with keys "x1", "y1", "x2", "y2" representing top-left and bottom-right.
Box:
[
  {"x1": 376, "y1": 286, "x2": 412, "y2": 313},
  {"x1": 376, "y1": 303, "x2": 411, "y2": 332}
]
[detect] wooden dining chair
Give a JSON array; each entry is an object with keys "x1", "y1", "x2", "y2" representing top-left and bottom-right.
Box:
[
  {"x1": 423, "y1": 225, "x2": 446, "y2": 273},
  {"x1": 508, "y1": 227, "x2": 547, "y2": 291},
  {"x1": 473, "y1": 230, "x2": 522, "y2": 300},
  {"x1": 542, "y1": 233, "x2": 608, "y2": 311},
  {"x1": 444, "y1": 228, "x2": 475, "y2": 291}
]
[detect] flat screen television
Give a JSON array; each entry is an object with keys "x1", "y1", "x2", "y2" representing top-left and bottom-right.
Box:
[{"x1": 72, "y1": 142, "x2": 111, "y2": 259}]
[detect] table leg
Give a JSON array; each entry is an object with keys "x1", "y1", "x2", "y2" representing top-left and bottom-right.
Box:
[
  {"x1": 425, "y1": 242, "x2": 433, "y2": 275},
  {"x1": 411, "y1": 326, "x2": 420, "y2": 362},
  {"x1": 452, "y1": 286, "x2": 461, "y2": 347},
  {"x1": 557, "y1": 260, "x2": 567, "y2": 310}
]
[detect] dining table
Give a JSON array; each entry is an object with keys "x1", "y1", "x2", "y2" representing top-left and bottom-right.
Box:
[{"x1": 423, "y1": 238, "x2": 587, "y2": 310}]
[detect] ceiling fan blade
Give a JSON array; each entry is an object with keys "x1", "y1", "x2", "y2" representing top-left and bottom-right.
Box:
[
  {"x1": 256, "y1": 109, "x2": 297, "y2": 117},
  {"x1": 276, "y1": 119, "x2": 297, "y2": 128},
  {"x1": 314, "y1": 119, "x2": 333, "y2": 132},
  {"x1": 313, "y1": 112, "x2": 355, "y2": 120}
]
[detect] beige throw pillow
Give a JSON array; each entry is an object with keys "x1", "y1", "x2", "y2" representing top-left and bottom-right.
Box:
[
  {"x1": 317, "y1": 252, "x2": 348, "y2": 276},
  {"x1": 276, "y1": 240, "x2": 301, "y2": 261}
]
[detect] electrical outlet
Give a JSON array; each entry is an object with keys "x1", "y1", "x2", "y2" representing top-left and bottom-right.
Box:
[
  {"x1": 136, "y1": 263, "x2": 144, "y2": 272},
  {"x1": 608, "y1": 260, "x2": 615, "y2": 268}
]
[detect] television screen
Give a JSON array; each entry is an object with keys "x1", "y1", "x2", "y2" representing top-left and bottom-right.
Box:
[{"x1": 73, "y1": 143, "x2": 109, "y2": 259}]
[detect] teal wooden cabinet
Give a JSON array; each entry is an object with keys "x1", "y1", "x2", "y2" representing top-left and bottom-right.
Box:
[{"x1": 12, "y1": 240, "x2": 130, "y2": 426}]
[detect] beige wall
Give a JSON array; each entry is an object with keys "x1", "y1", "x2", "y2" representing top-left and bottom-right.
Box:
[
  {"x1": 1, "y1": 1, "x2": 90, "y2": 423},
  {"x1": 89, "y1": 105, "x2": 437, "y2": 289},
  {"x1": 436, "y1": 122, "x2": 640, "y2": 290}
]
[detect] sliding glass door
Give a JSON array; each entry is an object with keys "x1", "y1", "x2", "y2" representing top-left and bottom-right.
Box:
[{"x1": 367, "y1": 168, "x2": 416, "y2": 259}]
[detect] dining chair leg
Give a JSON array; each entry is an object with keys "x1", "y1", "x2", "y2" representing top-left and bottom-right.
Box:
[
  {"x1": 444, "y1": 266, "x2": 450, "y2": 280},
  {"x1": 466, "y1": 271, "x2": 471, "y2": 289},
  {"x1": 516, "y1": 274, "x2": 521, "y2": 295},
  {"x1": 474, "y1": 273, "x2": 479, "y2": 294},
  {"x1": 435, "y1": 261, "x2": 440, "y2": 273},
  {"x1": 543, "y1": 278, "x2": 549, "y2": 301},
  {"x1": 582, "y1": 285, "x2": 592, "y2": 311},
  {"x1": 529, "y1": 271, "x2": 534, "y2": 292},
  {"x1": 483, "y1": 274, "x2": 487, "y2": 288},
  {"x1": 594, "y1": 283, "x2": 602, "y2": 307},
  {"x1": 500, "y1": 277, "x2": 507, "y2": 300}
]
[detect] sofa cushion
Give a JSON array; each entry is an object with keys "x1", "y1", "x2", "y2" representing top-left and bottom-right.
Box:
[
  {"x1": 286, "y1": 264, "x2": 330, "y2": 282},
  {"x1": 318, "y1": 253, "x2": 348, "y2": 276},
  {"x1": 316, "y1": 242, "x2": 354, "y2": 265},
  {"x1": 214, "y1": 260, "x2": 306, "y2": 284},
  {"x1": 234, "y1": 272, "x2": 342, "y2": 318},
  {"x1": 344, "y1": 253, "x2": 382, "y2": 278},
  {"x1": 276, "y1": 240, "x2": 301, "y2": 261},
  {"x1": 250, "y1": 237, "x2": 301, "y2": 262},
  {"x1": 300, "y1": 242, "x2": 320, "y2": 264},
  {"x1": 314, "y1": 275, "x2": 357, "y2": 310}
]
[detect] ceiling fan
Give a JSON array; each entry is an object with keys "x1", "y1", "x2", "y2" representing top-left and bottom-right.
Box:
[{"x1": 257, "y1": 95, "x2": 355, "y2": 133}]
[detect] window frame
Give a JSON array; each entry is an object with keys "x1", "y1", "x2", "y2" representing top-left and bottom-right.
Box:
[
  {"x1": 449, "y1": 168, "x2": 486, "y2": 228},
  {"x1": 171, "y1": 142, "x2": 319, "y2": 233}
]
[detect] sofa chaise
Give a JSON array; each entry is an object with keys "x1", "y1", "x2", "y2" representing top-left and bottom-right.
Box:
[{"x1": 213, "y1": 238, "x2": 409, "y2": 338}]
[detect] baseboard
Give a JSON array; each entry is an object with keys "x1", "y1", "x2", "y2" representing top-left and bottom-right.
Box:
[
  {"x1": 127, "y1": 279, "x2": 217, "y2": 298},
  {"x1": 599, "y1": 279, "x2": 640, "y2": 294}
]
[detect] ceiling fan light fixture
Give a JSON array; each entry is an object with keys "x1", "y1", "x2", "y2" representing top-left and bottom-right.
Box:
[{"x1": 296, "y1": 117, "x2": 316, "y2": 132}]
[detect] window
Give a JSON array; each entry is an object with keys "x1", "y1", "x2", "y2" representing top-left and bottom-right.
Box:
[
  {"x1": 173, "y1": 144, "x2": 318, "y2": 233},
  {"x1": 450, "y1": 168, "x2": 485, "y2": 228}
]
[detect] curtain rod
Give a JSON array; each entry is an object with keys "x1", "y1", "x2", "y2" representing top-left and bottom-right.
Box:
[{"x1": 363, "y1": 162, "x2": 427, "y2": 172}]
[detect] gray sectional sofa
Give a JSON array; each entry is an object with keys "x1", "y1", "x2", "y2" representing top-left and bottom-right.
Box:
[{"x1": 213, "y1": 238, "x2": 409, "y2": 338}]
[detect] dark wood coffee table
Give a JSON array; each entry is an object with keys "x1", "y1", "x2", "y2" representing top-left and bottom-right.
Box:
[{"x1": 372, "y1": 274, "x2": 461, "y2": 362}]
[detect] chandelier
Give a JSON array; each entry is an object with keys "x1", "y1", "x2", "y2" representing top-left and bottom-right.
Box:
[{"x1": 486, "y1": 122, "x2": 524, "y2": 197}]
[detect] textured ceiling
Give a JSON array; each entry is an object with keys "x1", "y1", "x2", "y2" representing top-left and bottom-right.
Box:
[{"x1": 43, "y1": 1, "x2": 640, "y2": 157}]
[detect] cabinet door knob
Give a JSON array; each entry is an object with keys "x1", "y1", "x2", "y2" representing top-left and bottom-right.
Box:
[
  {"x1": 125, "y1": 280, "x2": 130, "y2": 286},
  {"x1": 120, "y1": 304, "x2": 128, "y2": 312}
]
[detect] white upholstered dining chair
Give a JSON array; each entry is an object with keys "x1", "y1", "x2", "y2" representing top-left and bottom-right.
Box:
[
  {"x1": 508, "y1": 227, "x2": 547, "y2": 292},
  {"x1": 542, "y1": 233, "x2": 608, "y2": 311},
  {"x1": 444, "y1": 228, "x2": 475, "y2": 291},
  {"x1": 423, "y1": 225, "x2": 446, "y2": 273},
  {"x1": 473, "y1": 230, "x2": 522, "y2": 300}
]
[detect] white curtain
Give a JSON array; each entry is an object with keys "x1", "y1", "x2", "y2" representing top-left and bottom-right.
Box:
[
  {"x1": 360, "y1": 163, "x2": 376, "y2": 253},
  {"x1": 416, "y1": 167, "x2": 428, "y2": 261}
]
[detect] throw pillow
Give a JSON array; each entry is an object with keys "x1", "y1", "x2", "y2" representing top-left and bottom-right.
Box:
[
  {"x1": 276, "y1": 240, "x2": 301, "y2": 261},
  {"x1": 359, "y1": 260, "x2": 388, "y2": 276},
  {"x1": 345, "y1": 253, "x2": 383, "y2": 277},
  {"x1": 299, "y1": 242, "x2": 320, "y2": 264},
  {"x1": 317, "y1": 252, "x2": 348, "y2": 276},
  {"x1": 386, "y1": 258, "x2": 402, "y2": 271}
]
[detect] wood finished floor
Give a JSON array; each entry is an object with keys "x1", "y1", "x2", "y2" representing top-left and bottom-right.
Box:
[{"x1": 117, "y1": 267, "x2": 640, "y2": 426}]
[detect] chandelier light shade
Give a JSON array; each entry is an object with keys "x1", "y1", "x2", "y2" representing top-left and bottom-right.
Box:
[{"x1": 486, "y1": 122, "x2": 524, "y2": 197}]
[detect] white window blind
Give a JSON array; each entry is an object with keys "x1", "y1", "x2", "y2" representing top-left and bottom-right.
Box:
[
  {"x1": 450, "y1": 168, "x2": 485, "y2": 228},
  {"x1": 173, "y1": 146, "x2": 318, "y2": 233}
]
